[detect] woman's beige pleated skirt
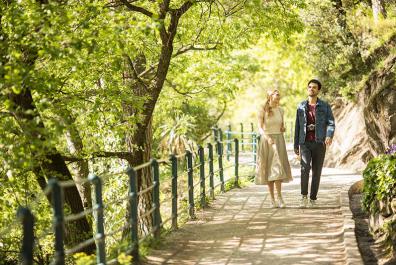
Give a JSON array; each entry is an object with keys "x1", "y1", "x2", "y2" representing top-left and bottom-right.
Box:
[{"x1": 255, "y1": 133, "x2": 293, "y2": 185}]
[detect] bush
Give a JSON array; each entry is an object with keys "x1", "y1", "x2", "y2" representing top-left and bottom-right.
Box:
[{"x1": 362, "y1": 153, "x2": 396, "y2": 213}]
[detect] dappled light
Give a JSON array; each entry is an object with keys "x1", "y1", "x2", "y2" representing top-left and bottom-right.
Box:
[{"x1": 1, "y1": 0, "x2": 395, "y2": 264}]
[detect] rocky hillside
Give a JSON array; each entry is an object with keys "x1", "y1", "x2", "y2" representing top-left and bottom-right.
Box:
[{"x1": 325, "y1": 35, "x2": 396, "y2": 173}]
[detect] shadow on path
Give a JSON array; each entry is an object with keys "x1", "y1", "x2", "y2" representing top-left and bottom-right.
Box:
[{"x1": 143, "y1": 147, "x2": 363, "y2": 264}]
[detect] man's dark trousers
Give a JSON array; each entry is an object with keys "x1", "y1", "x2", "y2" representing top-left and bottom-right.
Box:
[{"x1": 300, "y1": 141, "x2": 326, "y2": 200}]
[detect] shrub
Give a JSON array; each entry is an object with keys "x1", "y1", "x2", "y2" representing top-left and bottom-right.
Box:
[{"x1": 362, "y1": 154, "x2": 396, "y2": 213}]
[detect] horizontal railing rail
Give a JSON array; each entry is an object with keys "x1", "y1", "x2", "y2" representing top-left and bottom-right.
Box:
[{"x1": 14, "y1": 123, "x2": 268, "y2": 265}]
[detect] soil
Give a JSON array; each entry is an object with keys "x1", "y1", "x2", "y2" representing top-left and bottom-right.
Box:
[{"x1": 350, "y1": 193, "x2": 396, "y2": 265}]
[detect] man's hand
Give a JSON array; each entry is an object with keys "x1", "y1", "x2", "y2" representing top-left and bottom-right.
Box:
[
  {"x1": 325, "y1": 137, "x2": 333, "y2": 146},
  {"x1": 280, "y1": 125, "x2": 286, "y2": 133},
  {"x1": 294, "y1": 148, "x2": 299, "y2": 156}
]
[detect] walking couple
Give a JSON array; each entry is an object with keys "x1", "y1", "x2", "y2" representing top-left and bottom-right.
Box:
[{"x1": 255, "y1": 79, "x2": 335, "y2": 208}]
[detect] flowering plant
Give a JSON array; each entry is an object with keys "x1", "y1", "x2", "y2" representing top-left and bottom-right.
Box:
[{"x1": 385, "y1": 144, "x2": 396, "y2": 155}]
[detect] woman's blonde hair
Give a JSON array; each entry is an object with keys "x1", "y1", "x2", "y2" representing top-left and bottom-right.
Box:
[{"x1": 258, "y1": 89, "x2": 279, "y2": 127}]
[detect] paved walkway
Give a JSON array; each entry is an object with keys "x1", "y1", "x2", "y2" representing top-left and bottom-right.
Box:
[{"x1": 144, "y1": 148, "x2": 363, "y2": 265}]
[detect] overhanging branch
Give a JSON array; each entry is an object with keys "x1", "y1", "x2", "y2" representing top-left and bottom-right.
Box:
[
  {"x1": 200, "y1": 100, "x2": 227, "y2": 141},
  {"x1": 119, "y1": 0, "x2": 154, "y2": 17},
  {"x1": 63, "y1": 151, "x2": 133, "y2": 162},
  {"x1": 173, "y1": 43, "x2": 220, "y2": 57}
]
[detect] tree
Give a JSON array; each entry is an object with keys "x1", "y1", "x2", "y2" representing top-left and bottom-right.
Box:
[
  {"x1": 112, "y1": 0, "x2": 305, "y2": 234},
  {"x1": 1, "y1": 0, "x2": 305, "y2": 261}
]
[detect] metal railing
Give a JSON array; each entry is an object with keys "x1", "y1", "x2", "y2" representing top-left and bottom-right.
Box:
[{"x1": 14, "y1": 123, "x2": 275, "y2": 264}]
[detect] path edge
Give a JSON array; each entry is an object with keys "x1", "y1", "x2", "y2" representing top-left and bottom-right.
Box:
[{"x1": 340, "y1": 185, "x2": 364, "y2": 265}]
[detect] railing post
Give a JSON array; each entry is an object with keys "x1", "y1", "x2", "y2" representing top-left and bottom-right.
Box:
[
  {"x1": 218, "y1": 128, "x2": 223, "y2": 143},
  {"x1": 89, "y1": 174, "x2": 106, "y2": 265},
  {"x1": 234, "y1": 138, "x2": 239, "y2": 187},
  {"x1": 217, "y1": 141, "x2": 225, "y2": 193},
  {"x1": 240, "y1": 123, "x2": 244, "y2": 152},
  {"x1": 17, "y1": 207, "x2": 34, "y2": 265},
  {"x1": 48, "y1": 179, "x2": 65, "y2": 265},
  {"x1": 207, "y1": 143, "x2": 215, "y2": 200},
  {"x1": 170, "y1": 155, "x2": 178, "y2": 229},
  {"x1": 226, "y1": 124, "x2": 231, "y2": 161},
  {"x1": 186, "y1": 151, "x2": 195, "y2": 219},
  {"x1": 253, "y1": 133, "x2": 257, "y2": 165},
  {"x1": 151, "y1": 159, "x2": 161, "y2": 239},
  {"x1": 198, "y1": 146, "x2": 206, "y2": 208},
  {"x1": 126, "y1": 168, "x2": 139, "y2": 262}
]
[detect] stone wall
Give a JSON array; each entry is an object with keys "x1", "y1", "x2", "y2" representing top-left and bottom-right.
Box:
[{"x1": 368, "y1": 197, "x2": 396, "y2": 250}]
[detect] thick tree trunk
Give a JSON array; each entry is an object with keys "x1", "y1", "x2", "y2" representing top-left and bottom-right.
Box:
[
  {"x1": 122, "y1": 53, "x2": 157, "y2": 235},
  {"x1": 372, "y1": 0, "x2": 387, "y2": 23},
  {"x1": 9, "y1": 89, "x2": 94, "y2": 252},
  {"x1": 119, "y1": 0, "x2": 194, "y2": 238},
  {"x1": 62, "y1": 112, "x2": 92, "y2": 210},
  {"x1": 126, "y1": 119, "x2": 155, "y2": 236}
]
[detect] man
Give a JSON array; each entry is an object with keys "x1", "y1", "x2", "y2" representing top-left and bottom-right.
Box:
[{"x1": 294, "y1": 79, "x2": 335, "y2": 208}]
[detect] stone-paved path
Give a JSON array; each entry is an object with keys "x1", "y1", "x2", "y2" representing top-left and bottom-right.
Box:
[{"x1": 144, "y1": 148, "x2": 363, "y2": 265}]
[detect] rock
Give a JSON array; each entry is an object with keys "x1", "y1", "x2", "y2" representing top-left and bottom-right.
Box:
[
  {"x1": 324, "y1": 100, "x2": 371, "y2": 172},
  {"x1": 380, "y1": 198, "x2": 393, "y2": 217},
  {"x1": 324, "y1": 54, "x2": 396, "y2": 171},
  {"x1": 362, "y1": 55, "x2": 396, "y2": 154},
  {"x1": 391, "y1": 198, "x2": 396, "y2": 212},
  {"x1": 369, "y1": 213, "x2": 381, "y2": 233},
  {"x1": 369, "y1": 212, "x2": 390, "y2": 234},
  {"x1": 349, "y1": 180, "x2": 364, "y2": 197}
]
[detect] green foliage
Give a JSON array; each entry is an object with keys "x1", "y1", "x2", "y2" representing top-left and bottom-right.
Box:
[
  {"x1": 5, "y1": 0, "x2": 396, "y2": 262},
  {"x1": 362, "y1": 154, "x2": 396, "y2": 213},
  {"x1": 224, "y1": 178, "x2": 238, "y2": 192},
  {"x1": 300, "y1": 0, "x2": 396, "y2": 98},
  {"x1": 74, "y1": 253, "x2": 96, "y2": 265}
]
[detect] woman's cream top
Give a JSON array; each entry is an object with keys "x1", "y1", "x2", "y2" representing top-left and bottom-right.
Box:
[{"x1": 261, "y1": 107, "x2": 283, "y2": 134}]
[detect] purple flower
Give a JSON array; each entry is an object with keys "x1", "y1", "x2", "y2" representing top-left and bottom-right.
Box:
[{"x1": 385, "y1": 144, "x2": 396, "y2": 155}]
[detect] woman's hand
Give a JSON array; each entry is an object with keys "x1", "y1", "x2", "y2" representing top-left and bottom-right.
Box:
[{"x1": 267, "y1": 137, "x2": 274, "y2": 145}]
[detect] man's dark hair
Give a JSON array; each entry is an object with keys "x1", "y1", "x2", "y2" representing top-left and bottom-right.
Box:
[{"x1": 308, "y1": 79, "x2": 322, "y2": 90}]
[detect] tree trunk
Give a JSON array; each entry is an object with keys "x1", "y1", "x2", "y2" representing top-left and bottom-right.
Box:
[
  {"x1": 9, "y1": 89, "x2": 95, "y2": 253},
  {"x1": 62, "y1": 112, "x2": 92, "y2": 210},
  {"x1": 372, "y1": 0, "x2": 387, "y2": 23},
  {"x1": 2, "y1": 0, "x2": 94, "y2": 252},
  {"x1": 119, "y1": 0, "x2": 194, "y2": 238},
  {"x1": 126, "y1": 119, "x2": 155, "y2": 236},
  {"x1": 122, "y1": 53, "x2": 157, "y2": 235}
]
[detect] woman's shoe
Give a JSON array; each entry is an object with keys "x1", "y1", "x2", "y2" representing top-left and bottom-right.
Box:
[
  {"x1": 278, "y1": 196, "x2": 286, "y2": 208},
  {"x1": 270, "y1": 199, "x2": 278, "y2": 208}
]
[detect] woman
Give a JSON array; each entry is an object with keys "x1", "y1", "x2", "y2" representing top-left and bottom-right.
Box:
[{"x1": 256, "y1": 89, "x2": 292, "y2": 208}]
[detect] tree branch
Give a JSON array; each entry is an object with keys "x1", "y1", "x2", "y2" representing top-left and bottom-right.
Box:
[
  {"x1": 124, "y1": 54, "x2": 149, "y2": 89},
  {"x1": 0, "y1": 111, "x2": 14, "y2": 118},
  {"x1": 119, "y1": 0, "x2": 154, "y2": 17},
  {"x1": 200, "y1": 100, "x2": 227, "y2": 142},
  {"x1": 165, "y1": 78, "x2": 215, "y2": 96},
  {"x1": 173, "y1": 43, "x2": 220, "y2": 57},
  {"x1": 63, "y1": 151, "x2": 133, "y2": 162},
  {"x1": 170, "y1": 0, "x2": 195, "y2": 18},
  {"x1": 214, "y1": 99, "x2": 227, "y2": 124}
]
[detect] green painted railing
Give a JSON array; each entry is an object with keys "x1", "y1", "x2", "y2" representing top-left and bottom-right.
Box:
[{"x1": 14, "y1": 123, "x2": 269, "y2": 265}]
